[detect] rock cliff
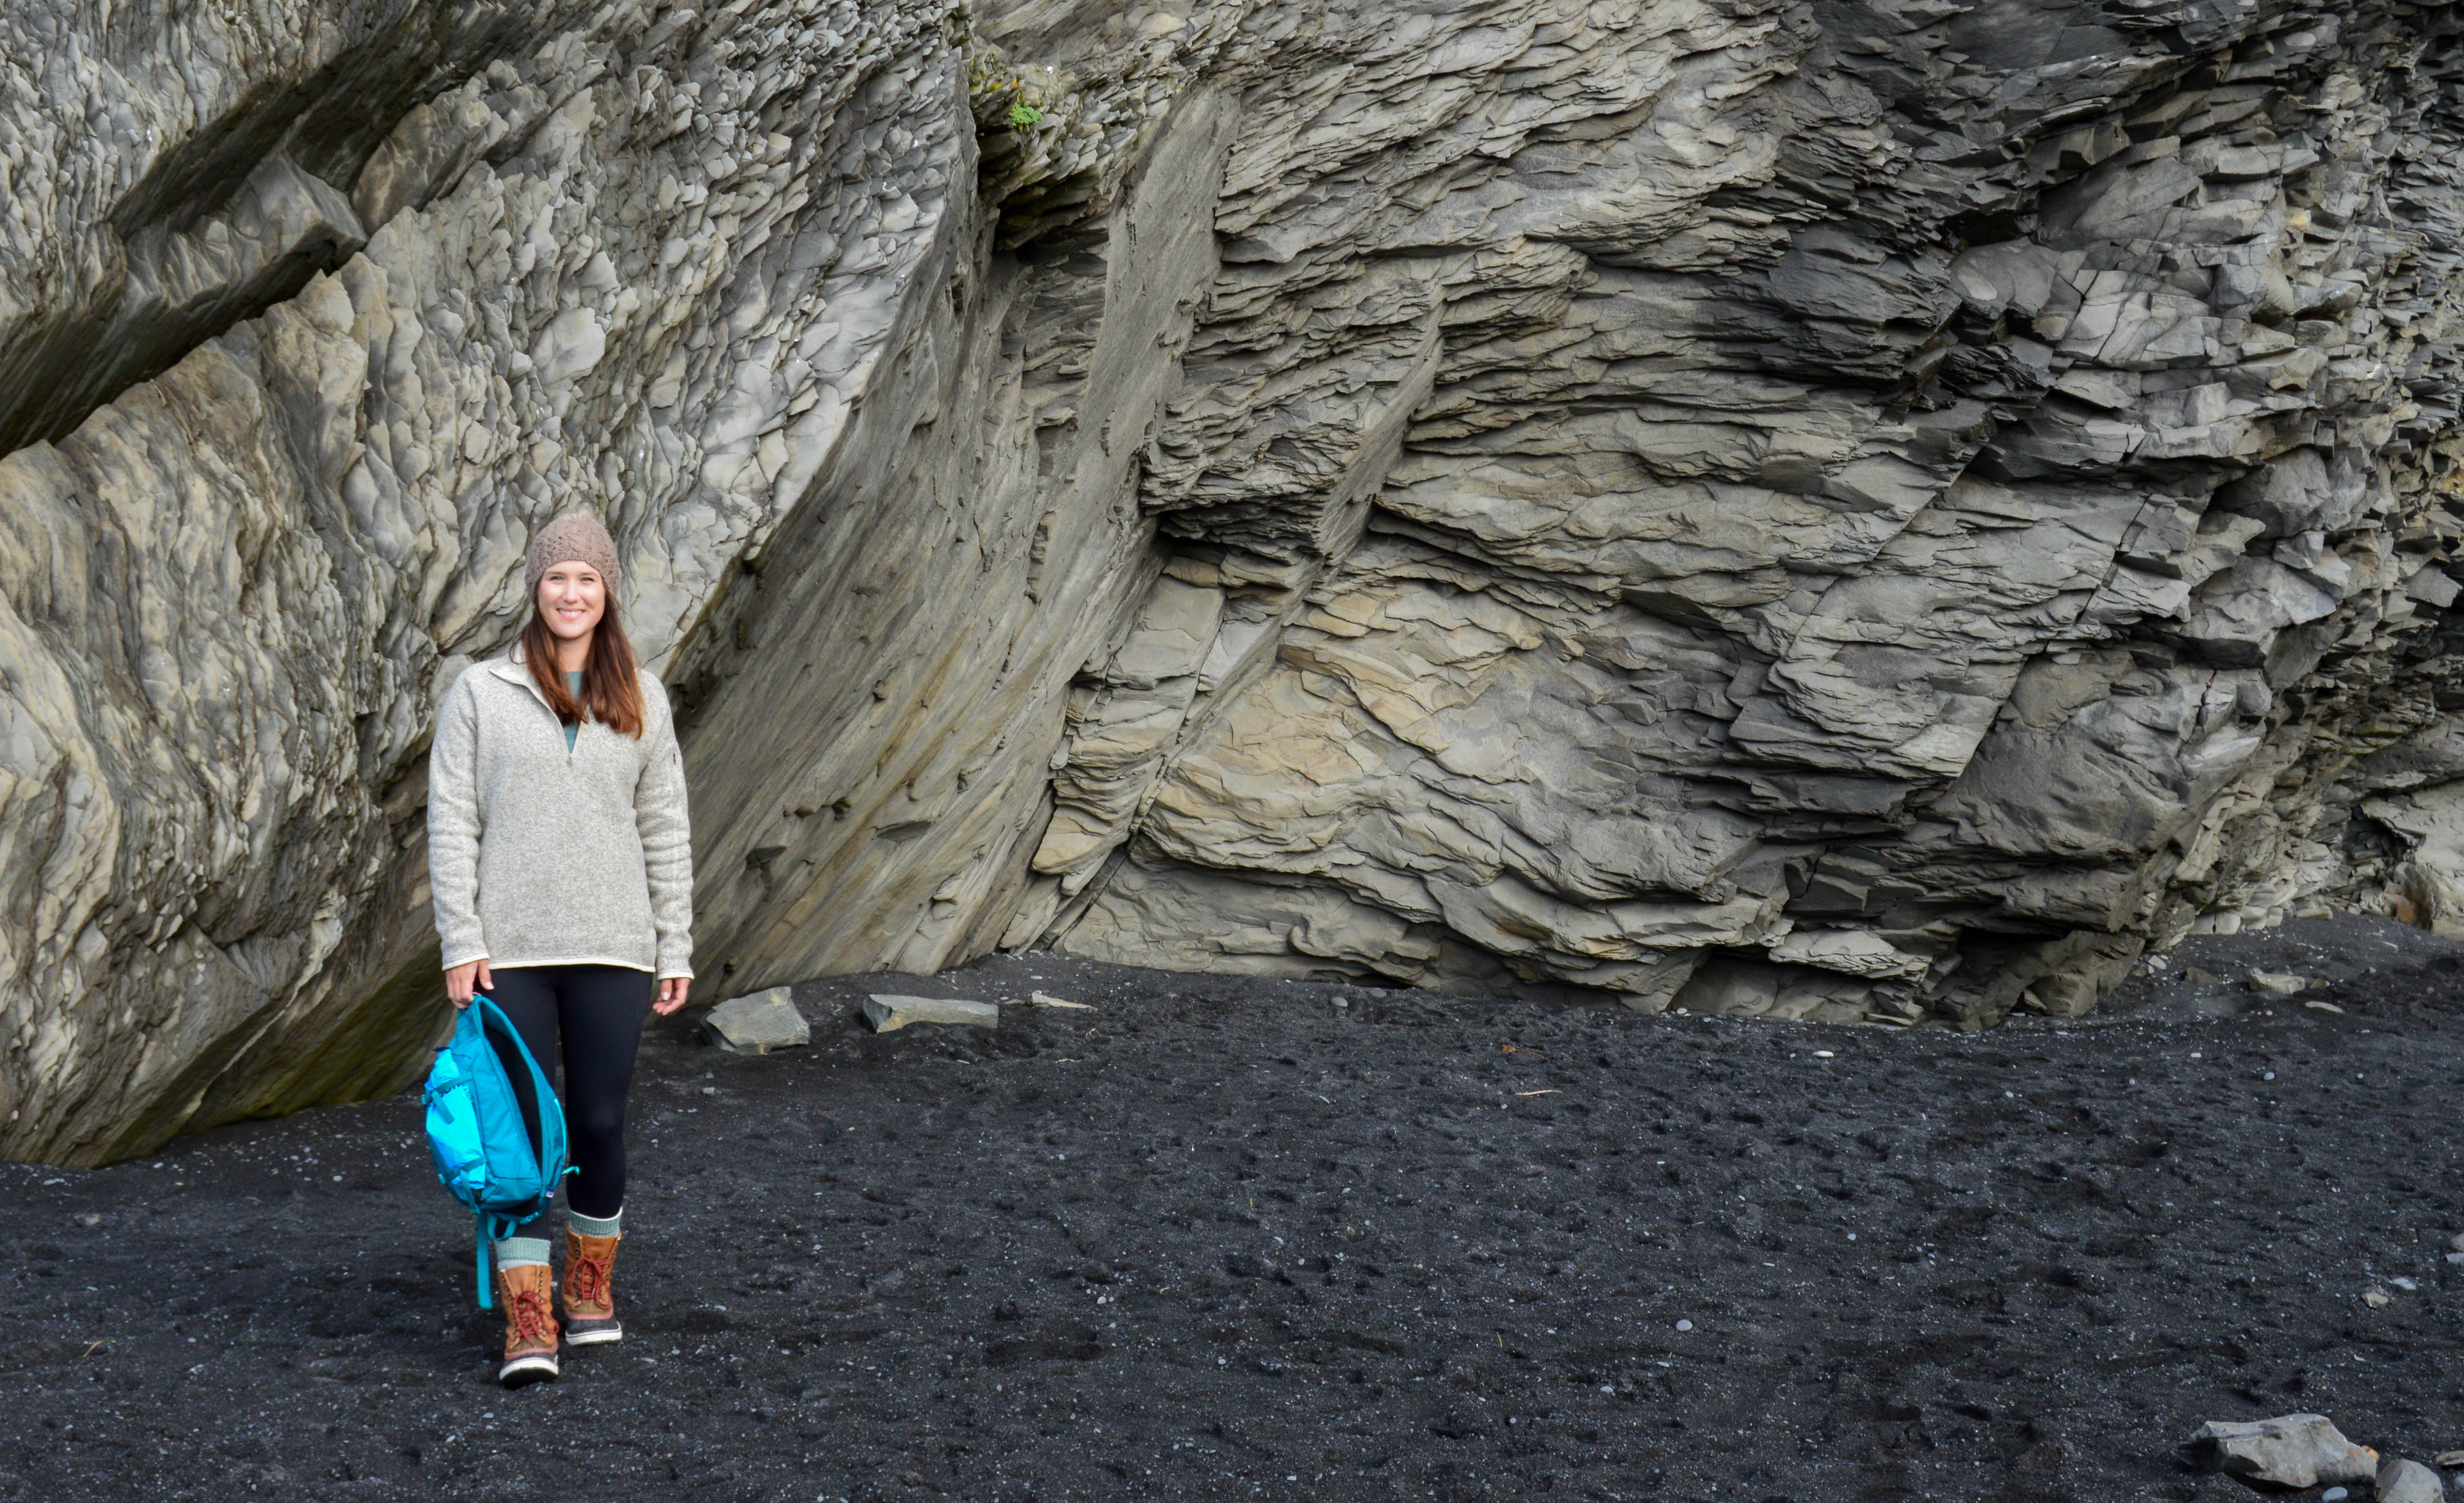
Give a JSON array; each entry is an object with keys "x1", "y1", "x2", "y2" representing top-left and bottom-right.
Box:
[{"x1": 2, "y1": 0, "x2": 2461, "y2": 1163}]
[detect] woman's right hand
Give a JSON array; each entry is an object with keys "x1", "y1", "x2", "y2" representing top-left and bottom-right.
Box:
[{"x1": 446, "y1": 958, "x2": 495, "y2": 1008}]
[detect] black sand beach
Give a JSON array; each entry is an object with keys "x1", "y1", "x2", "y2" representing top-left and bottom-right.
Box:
[{"x1": 6, "y1": 916, "x2": 2463, "y2": 1501}]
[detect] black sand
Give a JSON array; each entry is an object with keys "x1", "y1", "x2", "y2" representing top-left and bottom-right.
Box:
[{"x1": 6, "y1": 915, "x2": 2464, "y2": 1501}]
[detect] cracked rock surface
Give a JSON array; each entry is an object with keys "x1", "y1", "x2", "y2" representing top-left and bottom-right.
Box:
[
  {"x1": 5, "y1": 0, "x2": 2464, "y2": 1160},
  {"x1": 1033, "y1": 0, "x2": 2464, "y2": 1035}
]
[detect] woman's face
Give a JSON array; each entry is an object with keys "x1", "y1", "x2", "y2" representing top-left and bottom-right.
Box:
[{"x1": 537, "y1": 561, "x2": 607, "y2": 644}]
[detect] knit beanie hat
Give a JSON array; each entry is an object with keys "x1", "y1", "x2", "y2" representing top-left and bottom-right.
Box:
[{"x1": 525, "y1": 513, "x2": 620, "y2": 598}]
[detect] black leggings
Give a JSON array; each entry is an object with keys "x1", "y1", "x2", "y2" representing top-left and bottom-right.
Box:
[{"x1": 484, "y1": 965, "x2": 653, "y2": 1224}]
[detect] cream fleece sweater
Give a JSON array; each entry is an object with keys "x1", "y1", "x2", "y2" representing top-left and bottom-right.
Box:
[{"x1": 428, "y1": 646, "x2": 695, "y2": 979}]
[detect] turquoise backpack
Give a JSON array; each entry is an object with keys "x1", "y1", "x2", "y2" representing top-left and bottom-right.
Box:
[{"x1": 422, "y1": 995, "x2": 571, "y2": 1309}]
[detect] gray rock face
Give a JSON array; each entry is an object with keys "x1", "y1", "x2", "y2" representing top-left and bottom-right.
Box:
[
  {"x1": 1027, "y1": 0, "x2": 2464, "y2": 1032},
  {"x1": 3, "y1": 0, "x2": 2464, "y2": 1161},
  {"x1": 2381, "y1": 1457, "x2": 2449, "y2": 1503},
  {"x1": 703, "y1": 987, "x2": 809, "y2": 1056},
  {"x1": 0, "y1": 0, "x2": 975, "y2": 1162},
  {"x1": 2189, "y1": 1413, "x2": 2378, "y2": 1489}
]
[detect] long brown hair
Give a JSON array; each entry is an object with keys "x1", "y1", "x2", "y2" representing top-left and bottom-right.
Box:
[{"x1": 521, "y1": 590, "x2": 645, "y2": 738}]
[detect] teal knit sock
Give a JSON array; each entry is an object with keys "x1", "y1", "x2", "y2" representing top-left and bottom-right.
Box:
[
  {"x1": 568, "y1": 1206, "x2": 622, "y2": 1239},
  {"x1": 493, "y1": 1236, "x2": 550, "y2": 1269}
]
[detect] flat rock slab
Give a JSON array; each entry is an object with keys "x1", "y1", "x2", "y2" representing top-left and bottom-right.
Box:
[
  {"x1": 864, "y1": 994, "x2": 999, "y2": 1033},
  {"x1": 2190, "y1": 1414, "x2": 2377, "y2": 1488},
  {"x1": 704, "y1": 987, "x2": 811, "y2": 1055}
]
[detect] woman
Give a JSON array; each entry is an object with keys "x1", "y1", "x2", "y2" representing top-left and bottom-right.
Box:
[{"x1": 427, "y1": 512, "x2": 695, "y2": 1388}]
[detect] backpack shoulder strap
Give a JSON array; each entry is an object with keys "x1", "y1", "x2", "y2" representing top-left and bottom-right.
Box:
[
  {"x1": 464, "y1": 997, "x2": 564, "y2": 1310},
  {"x1": 472, "y1": 993, "x2": 564, "y2": 1166}
]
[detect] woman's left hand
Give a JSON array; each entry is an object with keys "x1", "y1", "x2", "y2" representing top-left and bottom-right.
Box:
[{"x1": 653, "y1": 976, "x2": 691, "y2": 1016}]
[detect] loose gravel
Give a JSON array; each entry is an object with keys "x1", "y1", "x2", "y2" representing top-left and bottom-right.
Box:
[{"x1": 5, "y1": 916, "x2": 2464, "y2": 1501}]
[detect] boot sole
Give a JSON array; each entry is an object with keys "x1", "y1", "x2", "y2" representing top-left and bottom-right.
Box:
[
  {"x1": 563, "y1": 1324, "x2": 622, "y2": 1346},
  {"x1": 497, "y1": 1353, "x2": 560, "y2": 1388}
]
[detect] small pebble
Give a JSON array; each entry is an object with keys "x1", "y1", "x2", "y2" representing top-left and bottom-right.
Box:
[
  {"x1": 2323, "y1": 1489, "x2": 2348, "y2": 1502},
  {"x1": 1813, "y1": 1050, "x2": 1835, "y2": 1058},
  {"x1": 1675, "y1": 1319, "x2": 1693, "y2": 1332}
]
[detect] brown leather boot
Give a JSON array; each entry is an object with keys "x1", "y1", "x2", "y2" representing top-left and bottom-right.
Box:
[
  {"x1": 495, "y1": 1261, "x2": 560, "y2": 1387},
  {"x1": 562, "y1": 1229, "x2": 623, "y2": 1345}
]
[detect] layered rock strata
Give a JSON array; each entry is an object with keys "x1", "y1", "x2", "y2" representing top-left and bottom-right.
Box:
[
  {"x1": 1030, "y1": 1, "x2": 2464, "y2": 1032},
  {"x1": 1, "y1": 0, "x2": 2461, "y2": 1162}
]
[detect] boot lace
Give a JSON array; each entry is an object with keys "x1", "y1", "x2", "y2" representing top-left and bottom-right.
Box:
[
  {"x1": 566, "y1": 1251, "x2": 613, "y2": 1310},
  {"x1": 507, "y1": 1285, "x2": 558, "y2": 1346}
]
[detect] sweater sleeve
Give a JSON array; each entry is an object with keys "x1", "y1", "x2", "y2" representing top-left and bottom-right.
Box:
[
  {"x1": 636, "y1": 677, "x2": 696, "y2": 980},
  {"x1": 426, "y1": 674, "x2": 489, "y2": 970}
]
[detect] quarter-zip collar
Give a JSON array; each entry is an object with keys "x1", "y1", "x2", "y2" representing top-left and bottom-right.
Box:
[
  {"x1": 484, "y1": 643, "x2": 558, "y2": 715},
  {"x1": 486, "y1": 642, "x2": 587, "y2": 761}
]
